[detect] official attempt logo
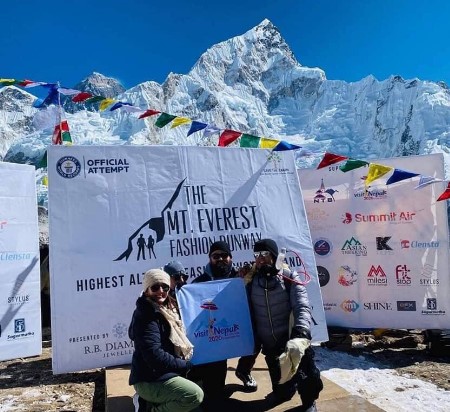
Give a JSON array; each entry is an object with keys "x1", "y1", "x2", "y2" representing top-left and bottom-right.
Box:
[{"x1": 56, "y1": 156, "x2": 81, "y2": 178}]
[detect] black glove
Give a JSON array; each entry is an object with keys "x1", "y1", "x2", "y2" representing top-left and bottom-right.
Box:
[{"x1": 291, "y1": 327, "x2": 312, "y2": 340}]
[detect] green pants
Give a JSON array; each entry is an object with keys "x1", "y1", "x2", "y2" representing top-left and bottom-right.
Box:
[{"x1": 134, "y1": 376, "x2": 203, "y2": 412}]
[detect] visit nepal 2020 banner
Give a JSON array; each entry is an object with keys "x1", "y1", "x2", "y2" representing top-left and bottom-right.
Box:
[
  {"x1": 48, "y1": 145, "x2": 327, "y2": 374},
  {"x1": 0, "y1": 163, "x2": 41, "y2": 362},
  {"x1": 299, "y1": 153, "x2": 450, "y2": 329}
]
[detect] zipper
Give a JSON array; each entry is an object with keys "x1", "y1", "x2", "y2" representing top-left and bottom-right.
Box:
[{"x1": 264, "y1": 277, "x2": 277, "y2": 344}]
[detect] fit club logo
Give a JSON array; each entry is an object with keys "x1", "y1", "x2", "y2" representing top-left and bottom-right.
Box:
[
  {"x1": 395, "y1": 264, "x2": 411, "y2": 286},
  {"x1": 313, "y1": 179, "x2": 339, "y2": 203},
  {"x1": 56, "y1": 156, "x2": 81, "y2": 179},
  {"x1": 114, "y1": 178, "x2": 186, "y2": 262}
]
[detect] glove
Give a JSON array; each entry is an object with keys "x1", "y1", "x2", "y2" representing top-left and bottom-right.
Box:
[{"x1": 278, "y1": 338, "x2": 310, "y2": 384}]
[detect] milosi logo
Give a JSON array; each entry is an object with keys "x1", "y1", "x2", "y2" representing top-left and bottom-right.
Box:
[
  {"x1": 367, "y1": 265, "x2": 387, "y2": 286},
  {"x1": 342, "y1": 211, "x2": 416, "y2": 224},
  {"x1": 56, "y1": 156, "x2": 81, "y2": 179},
  {"x1": 340, "y1": 300, "x2": 359, "y2": 313}
]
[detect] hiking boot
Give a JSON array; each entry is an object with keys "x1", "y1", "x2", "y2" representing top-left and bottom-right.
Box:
[
  {"x1": 133, "y1": 393, "x2": 147, "y2": 412},
  {"x1": 299, "y1": 402, "x2": 318, "y2": 412},
  {"x1": 235, "y1": 370, "x2": 258, "y2": 391}
]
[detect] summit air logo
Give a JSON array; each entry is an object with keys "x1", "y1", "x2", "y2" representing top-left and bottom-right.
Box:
[
  {"x1": 342, "y1": 212, "x2": 416, "y2": 224},
  {"x1": 313, "y1": 179, "x2": 339, "y2": 203},
  {"x1": 341, "y1": 237, "x2": 367, "y2": 256}
]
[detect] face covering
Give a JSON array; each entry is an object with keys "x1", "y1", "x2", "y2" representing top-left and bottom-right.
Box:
[
  {"x1": 211, "y1": 261, "x2": 232, "y2": 279},
  {"x1": 258, "y1": 264, "x2": 279, "y2": 277}
]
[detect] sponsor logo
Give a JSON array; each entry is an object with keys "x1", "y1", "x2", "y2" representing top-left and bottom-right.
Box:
[
  {"x1": 86, "y1": 158, "x2": 130, "y2": 175},
  {"x1": 342, "y1": 212, "x2": 352, "y2": 224},
  {"x1": 7, "y1": 294, "x2": 30, "y2": 305},
  {"x1": 0, "y1": 220, "x2": 7, "y2": 230},
  {"x1": 342, "y1": 212, "x2": 416, "y2": 224},
  {"x1": 262, "y1": 152, "x2": 294, "y2": 175},
  {"x1": 0, "y1": 252, "x2": 34, "y2": 262},
  {"x1": 313, "y1": 179, "x2": 339, "y2": 203},
  {"x1": 341, "y1": 237, "x2": 367, "y2": 256},
  {"x1": 354, "y1": 188, "x2": 387, "y2": 200},
  {"x1": 314, "y1": 238, "x2": 332, "y2": 257},
  {"x1": 112, "y1": 323, "x2": 128, "y2": 339},
  {"x1": 323, "y1": 303, "x2": 337, "y2": 311},
  {"x1": 400, "y1": 240, "x2": 440, "y2": 249},
  {"x1": 306, "y1": 208, "x2": 336, "y2": 230},
  {"x1": 317, "y1": 266, "x2": 330, "y2": 287},
  {"x1": 363, "y1": 302, "x2": 393, "y2": 310},
  {"x1": 395, "y1": 264, "x2": 411, "y2": 285},
  {"x1": 397, "y1": 301, "x2": 416, "y2": 311},
  {"x1": 56, "y1": 156, "x2": 81, "y2": 179},
  {"x1": 101, "y1": 340, "x2": 135, "y2": 358},
  {"x1": 422, "y1": 298, "x2": 446, "y2": 315},
  {"x1": 367, "y1": 265, "x2": 388, "y2": 286},
  {"x1": 340, "y1": 300, "x2": 359, "y2": 313},
  {"x1": 7, "y1": 318, "x2": 35, "y2": 341},
  {"x1": 376, "y1": 236, "x2": 393, "y2": 250},
  {"x1": 420, "y1": 264, "x2": 439, "y2": 286},
  {"x1": 338, "y1": 265, "x2": 358, "y2": 286}
]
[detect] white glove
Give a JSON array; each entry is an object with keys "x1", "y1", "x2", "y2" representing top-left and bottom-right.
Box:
[{"x1": 278, "y1": 338, "x2": 310, "y2": 384}]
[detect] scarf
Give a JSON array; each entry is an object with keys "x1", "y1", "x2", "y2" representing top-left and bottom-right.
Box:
[{"x1": 148, "y1": 298, "x2": 194, "y2": 360}]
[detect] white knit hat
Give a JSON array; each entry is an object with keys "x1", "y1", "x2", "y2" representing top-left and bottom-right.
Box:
[{"x1": 143, "y1": 269, "x2": 170, "y2": 292}]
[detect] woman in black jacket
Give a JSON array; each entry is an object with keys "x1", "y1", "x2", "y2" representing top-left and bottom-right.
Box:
[{"x1": 129, "y1": 268, "x2": 203, "y2": 412}]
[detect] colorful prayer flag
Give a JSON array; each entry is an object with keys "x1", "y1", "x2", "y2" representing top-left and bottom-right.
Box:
[
  {"x1": 109, "y1": 102, "x2": 133, "y2": 111},
  {"x1": 187, "y1": 121, "x2": 207, "y2": 136},
  {"x1": 317, "y1": 152, "x2": 348, "y2": 169},
  {"x1": 386, "y1": 169, "x2": 420, "y2": 185},
  {"x1": 240, "y1": 134, "x2": 260, "y2": 148},
  {"x1": 365, "y1": 163, "x2": 393, "y2": 186},
  {"x1": 171, "y1": 117, "x2": 191, "y2": 128},
  {"x1": 218, "y1": 129, "x2": 241, "y2": 147},
  {"x1": 339, "y1": 159, "x2": 369, "y2": 172},
  {"x1": 72, "y1": 92, "x2": 93, "y2": 102},
  {"x1": 99, "y1": 98, "x2": 116, "y2": 111},
  {"x1": 273, "y1": 141, "x2": 302, "y2": 151},
  {"x1": 52, "y1": 121, "x2": 71, "y2": 145},
  {"x1": 437, "y1": 183, "x2": 450, "y2": 201},
  {"x1": 259, "y1": 138, "x2": 279, "y2": 149},
  {"x1": 414, "y1": 175, "x2": 444, "y2": 189},
  {"x1": 155, "y1": 113, "x2": 176, "y2": 128},
  {"x1": 138, "y1": 109, "x2": 161, "y2": 119}
]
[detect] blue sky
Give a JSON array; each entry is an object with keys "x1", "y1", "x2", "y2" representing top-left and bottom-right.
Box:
[{"x1": 2, "y1": 0, "x2": 450, "y2": 89}]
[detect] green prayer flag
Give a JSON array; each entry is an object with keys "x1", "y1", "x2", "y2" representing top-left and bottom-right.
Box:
[
  {"x1": 240, "y1": 134, "x2": 260, "y2": 148},
  {"x1": 339, "y1": 159, "x2": 369, "y2": 172},
  {"x1": 38, "y1": 150, "x2": 47, "y2": 169},
  {"x1": 155, "y1": 113, "x2": 176, "y2": 128}
]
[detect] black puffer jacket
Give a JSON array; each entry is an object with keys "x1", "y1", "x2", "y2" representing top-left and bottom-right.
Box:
[{"x1": 128, "y1": 294, "x2": 189, "y2": 385}]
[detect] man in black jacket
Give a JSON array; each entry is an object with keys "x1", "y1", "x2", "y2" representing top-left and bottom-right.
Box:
[{"x1": 189, "y1": 241, "x2": 237, "y2": 407}]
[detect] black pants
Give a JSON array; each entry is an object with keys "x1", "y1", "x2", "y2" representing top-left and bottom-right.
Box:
[
  {"x1": 188, "y1": 360, "x2": 227, "y2": 400},
  {"x1": 265, "y1": 346, "x2": 323, "y2": 407}
]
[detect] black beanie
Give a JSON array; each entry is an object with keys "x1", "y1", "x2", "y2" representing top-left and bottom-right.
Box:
[
  {"x1": 254, "y1": 238, "x2": 278, "y2": 259},
  {"x1": 209, "y1": 241, "x2": 232, "y2": 257}
]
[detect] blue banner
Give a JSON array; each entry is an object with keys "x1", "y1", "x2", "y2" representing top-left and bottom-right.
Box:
[{"x1": 177, "y1": 278, "x2": 254, "y2": 365}]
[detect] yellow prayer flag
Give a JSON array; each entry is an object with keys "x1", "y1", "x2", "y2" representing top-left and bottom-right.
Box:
[
  {"x1": 99, "y1": 98, "x2": 116, "y2": 111},
  {"x1": 42, "y1": 176, "x2": 48, "y2": 186},
  {"x1": 260, "y1": 137, "x2": 279, "y2": 149},
  {"x1": 170, "y1": 117, "x2": 191, "y2": 128},
  {"x1": 365, "y1": 163, "x2": 393, "y2": 186}
]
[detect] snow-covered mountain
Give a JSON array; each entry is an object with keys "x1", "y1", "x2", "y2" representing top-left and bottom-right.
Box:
[{"x1": 2, "y1": 19, "x2": 450, "y2": 173}]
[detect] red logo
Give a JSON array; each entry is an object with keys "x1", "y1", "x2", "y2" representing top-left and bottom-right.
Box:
[{"x1": 342, "y1": 213, "x2": 352, "y2": 224}]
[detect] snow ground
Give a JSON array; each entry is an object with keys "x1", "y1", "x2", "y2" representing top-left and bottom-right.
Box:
[{"x1": 315, "y1": 347, "x2": 450, "y2": 412}]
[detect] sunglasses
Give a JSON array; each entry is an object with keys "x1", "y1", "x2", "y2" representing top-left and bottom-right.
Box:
[
  {"x1": 173, "y1": 273, "x2": 189, "y2": 282},
  {"x1": 253, "y1": 251, "x2": 271, "y2": 259},
  {"x1": 210, "y1": 252, "x2": 230, "y2": 260},
  {"x1": 150, "y1": 283, "x2": 170, "y2": 293}
]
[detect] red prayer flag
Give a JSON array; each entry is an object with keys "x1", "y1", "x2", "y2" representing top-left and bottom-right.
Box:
[
  {"x1": 138, "y1": 109, "x2": 161, "y2": 119},
  {"x1": 72, "y1": 92, "x2": 93, "y2": 103},
  {"x1": 436, "y1": 183, "x2": 450, "y2": 201},
  {"x1": 218, "y1": 129, "x2": 241, "y2": 147},
  {"x1": 317, "y1": 152, "x2": 349, "y2": 169}
]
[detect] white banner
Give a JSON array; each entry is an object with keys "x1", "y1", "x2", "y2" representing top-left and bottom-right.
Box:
[
  {"x1": 299, "y1": 153, "x2": 450, "y2": 328},
  {"x1": 0, "y1": 162, "x2": 41, "y2": 361},
  {"x1": 48, "y1": 146, "x2": 327, "y2": 374}
]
